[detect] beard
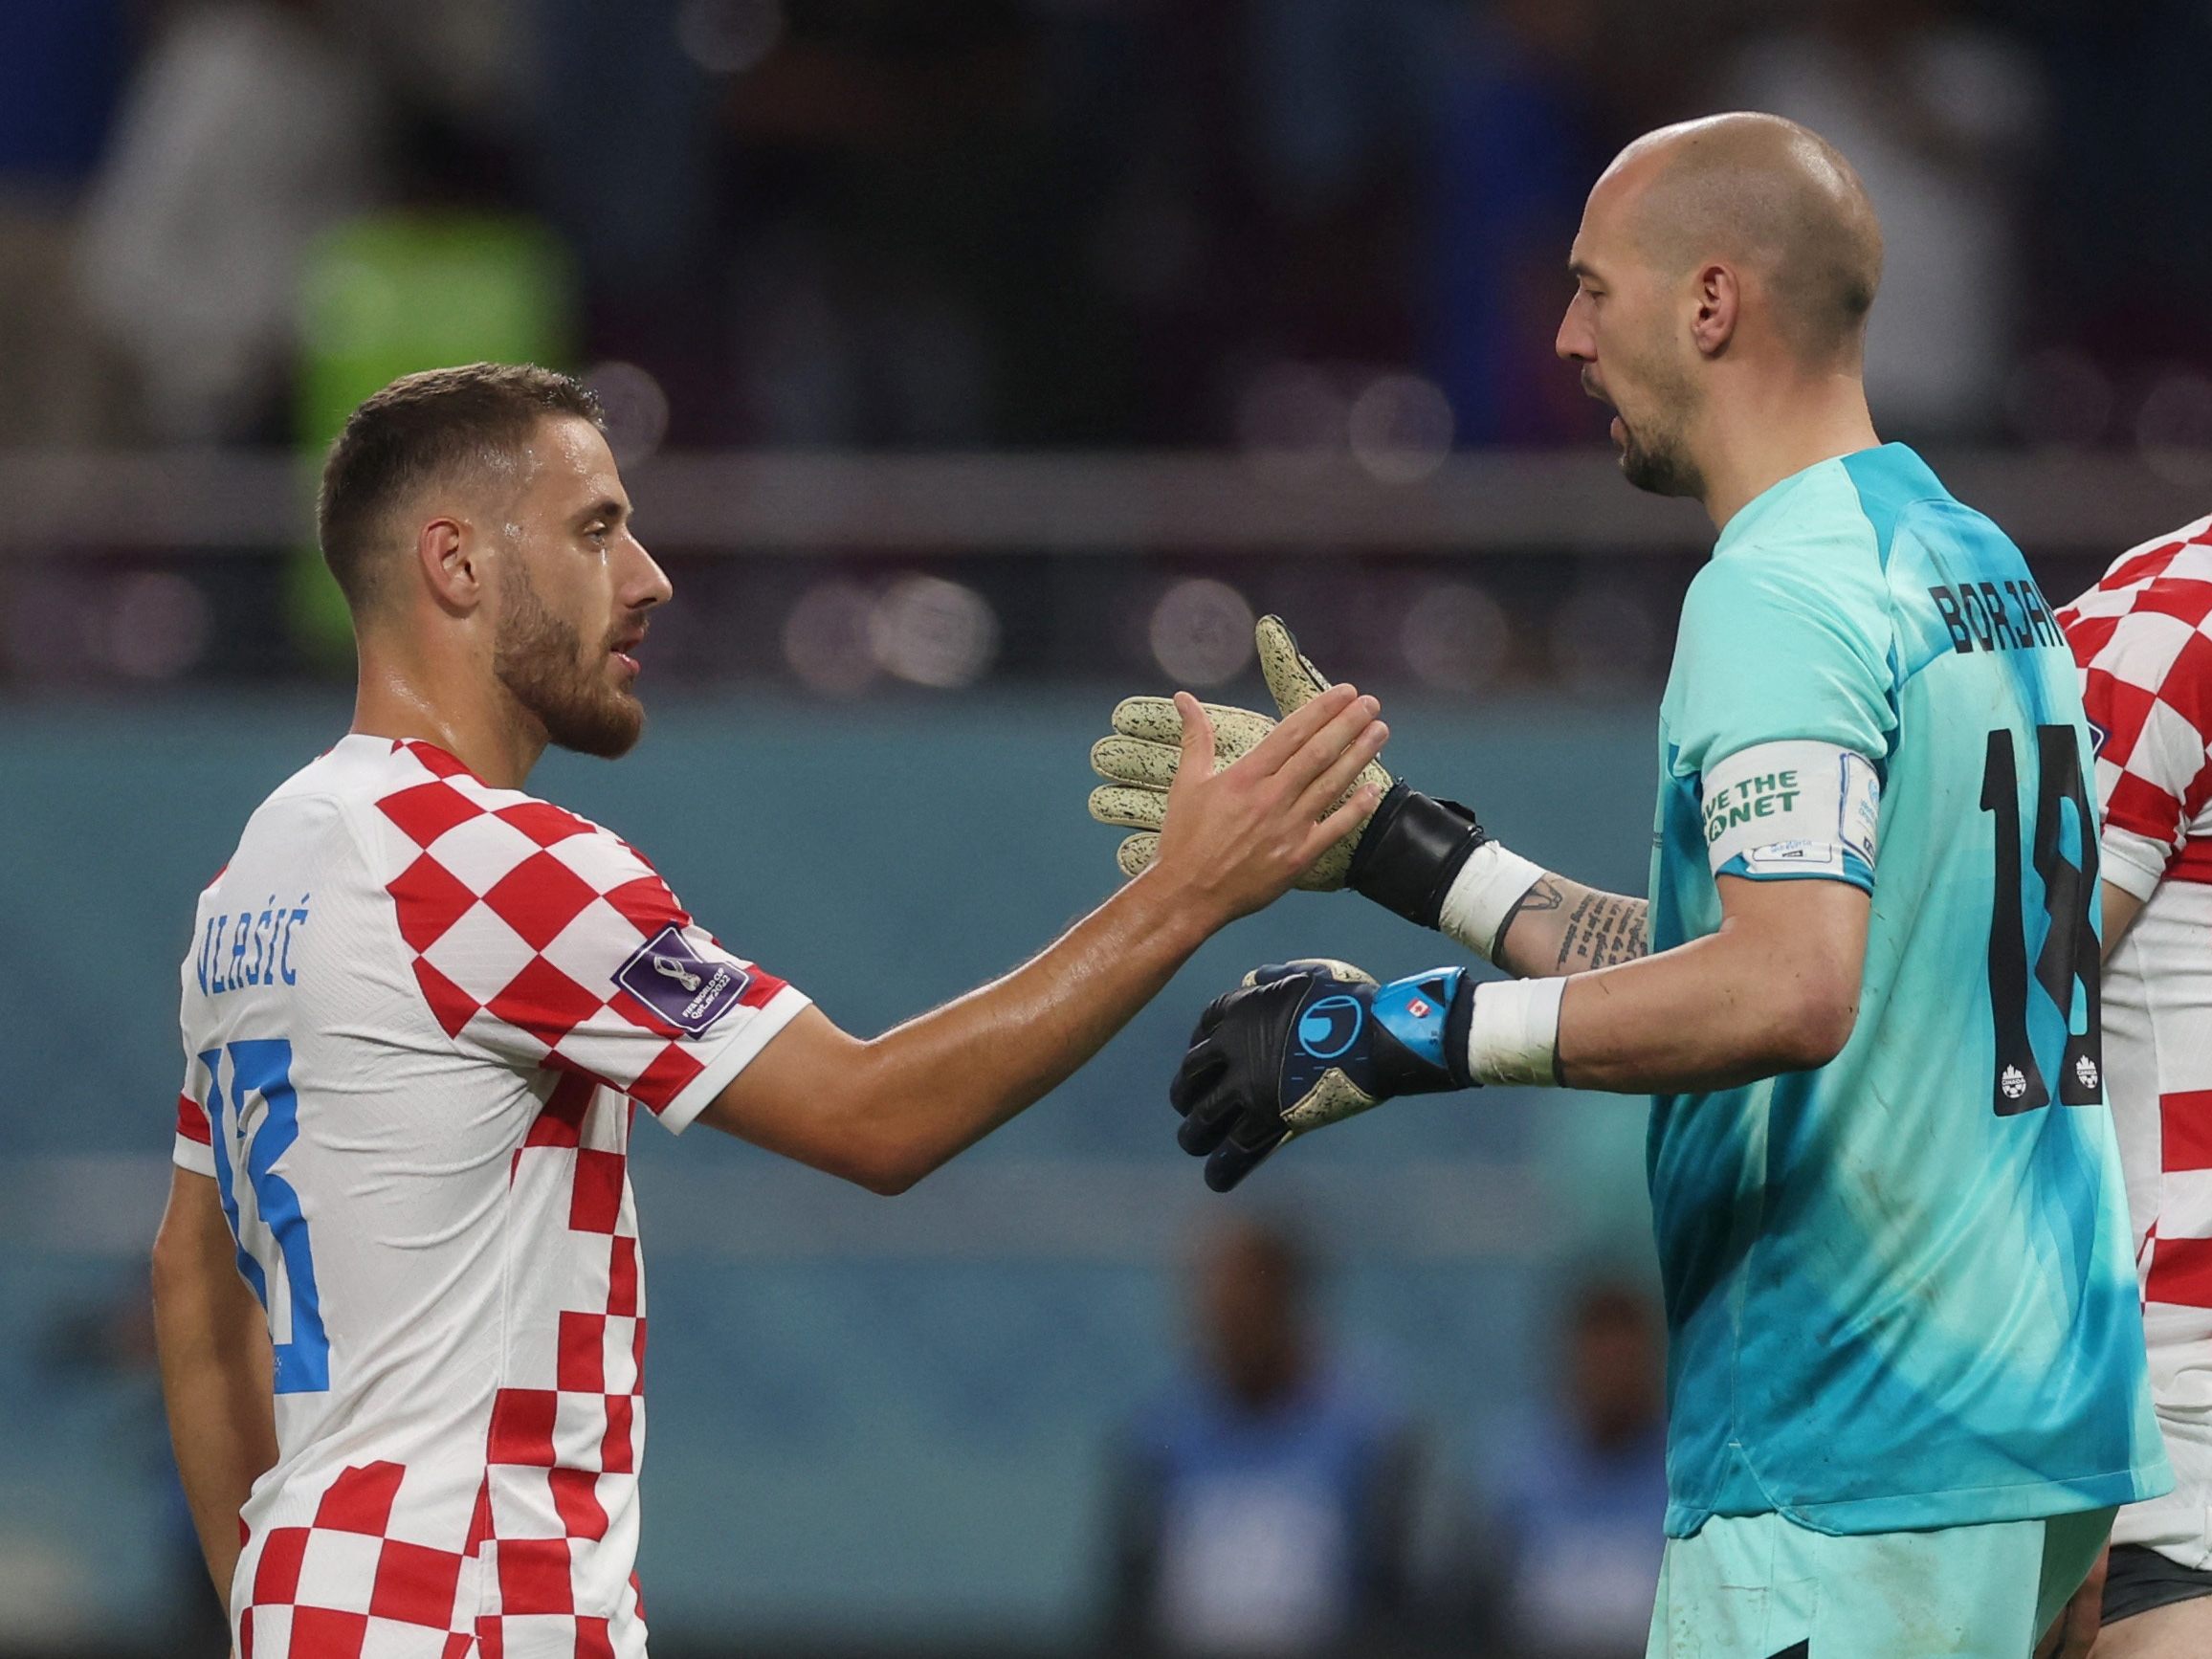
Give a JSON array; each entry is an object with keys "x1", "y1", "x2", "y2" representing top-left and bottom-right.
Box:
[
  {"x1": 492, "y1": 559, "x2": 644, "y2": 760},
  {"x1": 1618, "y1": 411, "x2": 1706, "y2": 499},
  {"x1": 1601, "y1": 347, "x2": 1705, "y2": 499}
]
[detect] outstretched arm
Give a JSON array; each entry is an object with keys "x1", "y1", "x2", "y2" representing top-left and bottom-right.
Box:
[
  {"x1": 152, "y1": 1166, "x2": 276, "y2": 1619},
  {"x1": 1169, "y1": 873, "x2": 1868, "y2": 1188},
  {"x1": 700, "y1": 687, "x2": 1387, "y2": 1192}
]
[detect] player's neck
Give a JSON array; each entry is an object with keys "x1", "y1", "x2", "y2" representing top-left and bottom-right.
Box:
[
  {"x1": 350, "y1": 648, "x2": 547, "y2": 789},
  {"x1": 1697, "y1": 373, "x2": 1879, "y2": 532}
]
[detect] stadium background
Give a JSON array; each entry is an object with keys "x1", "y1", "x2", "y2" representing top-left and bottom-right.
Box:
[{"x1": 4, "y1": 1, "x2": 2211, "y2": 1655}]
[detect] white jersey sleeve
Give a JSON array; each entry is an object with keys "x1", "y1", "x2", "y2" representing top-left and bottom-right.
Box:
[
  {"x1": 2060, "y1": 515, "x2": 2212, "y2": 899},
  {"x1": 173, "y1": 1075, "x2": 217, "y2": 1177},
  {"x1": 371, "y1": 743, "x2": 807, "y2": 1132}
]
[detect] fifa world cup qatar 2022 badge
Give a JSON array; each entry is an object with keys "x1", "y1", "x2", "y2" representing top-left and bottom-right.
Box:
[{"x1": 615, "y1": 926, "x2": 752, "y2": 1035}]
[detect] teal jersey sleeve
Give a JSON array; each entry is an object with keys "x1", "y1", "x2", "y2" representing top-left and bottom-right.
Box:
[
  {"x1": 1667, "y1": 520, "x2": 1897, "y2": 776},
  {"x1": 1663, "y1": 496, "x2": 1899, "y2": 894}
]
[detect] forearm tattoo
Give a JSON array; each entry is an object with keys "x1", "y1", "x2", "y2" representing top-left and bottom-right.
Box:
[
  {"x1": 1490, "y1": 876, "x2": 1564, "y2": 958},
  {"x1": 1555, "y1": 892, "x2": 1650, "y2": 972}
]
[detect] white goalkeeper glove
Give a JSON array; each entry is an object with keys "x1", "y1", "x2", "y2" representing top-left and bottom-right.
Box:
[{"x1": 1089, "y1": 616, "x2": 1546, "y2": 957}]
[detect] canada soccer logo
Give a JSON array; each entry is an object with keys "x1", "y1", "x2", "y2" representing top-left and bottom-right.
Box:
[{"x1": 2001, "y1": 1065, "x2": 2027, "y2": 1101}]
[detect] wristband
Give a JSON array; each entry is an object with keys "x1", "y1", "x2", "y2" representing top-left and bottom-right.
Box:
[
  {"x1": 1465, "y1": 977, "x2": 1564, "y2": 1086},
  {"x1": 1438, "y1": 842, "x2": 1547, "y2": 963},
  {"x1": 1345, "y1": 784, "x2": 1490, "y2": 927}
]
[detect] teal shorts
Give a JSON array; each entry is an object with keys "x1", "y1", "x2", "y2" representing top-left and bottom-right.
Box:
[{"x1": 1645, "y1": 1506, "x2": 2114, "y2": 1658}]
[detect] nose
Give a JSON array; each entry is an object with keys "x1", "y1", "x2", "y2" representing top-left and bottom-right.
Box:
[
  {"x1": 1556, "y1": 290, "x2": 1594, "y2": 365},
  {"x1": 624, "y1": 530, "x2": 674, "y2": 610}
]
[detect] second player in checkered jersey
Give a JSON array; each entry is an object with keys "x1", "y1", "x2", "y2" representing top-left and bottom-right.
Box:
[
  {"x1": 2061, "y1": 515, "x2": 2212, "y2": 1648},
  {"x1": 153, "y1": 365, "x2": 1389, "y2": 1659}
]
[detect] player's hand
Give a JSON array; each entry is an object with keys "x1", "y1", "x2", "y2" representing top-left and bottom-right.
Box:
[
  {"x1": 1171, "y1": 959, "x2": 1472, "y2": 1191},
  {"x1": 1141, "y1": 685, "x2": 1389, "y2": 929},
  {"x1": 1092, "y1": 616, "x2": 1494, "y2": 925}
]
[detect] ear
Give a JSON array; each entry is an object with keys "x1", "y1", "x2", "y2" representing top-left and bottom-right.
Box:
[
  {"x1": 1689, "y1": 262, "x2": 1740, "y2": 358},
  {"x1": 413, "y1": 518, "x2": 482, "y2": 616}
]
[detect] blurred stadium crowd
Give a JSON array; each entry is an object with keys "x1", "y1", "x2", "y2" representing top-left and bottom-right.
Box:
[
  {"x1": 9, "y1": 0, "x2": 2210, "y2": 452},
  {"x1": 7, "y1": 0, "x2": 2212, "y2": 698}
]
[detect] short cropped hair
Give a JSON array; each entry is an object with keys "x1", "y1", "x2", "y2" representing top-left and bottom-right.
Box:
[{"x1": 316, "y1": 363, "x2": 603, "y2": 610}]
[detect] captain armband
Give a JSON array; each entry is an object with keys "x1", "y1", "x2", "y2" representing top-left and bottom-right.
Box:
[{"x1": 1701, "y1": 741, "x2": 1881, "y2": 891}]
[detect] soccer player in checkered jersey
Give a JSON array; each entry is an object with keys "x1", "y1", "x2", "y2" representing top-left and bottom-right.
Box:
[
  {"x1": 148, "y1": 364, "x2": 1387, "y2": 1659},
  {"x1": 2059, "y1": 517, "x2": 2212, "y2": 1654}
]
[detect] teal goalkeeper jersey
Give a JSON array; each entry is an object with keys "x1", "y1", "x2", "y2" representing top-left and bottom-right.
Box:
[{"x1": 1648, "y1": 443, "x2": 2169, "y2": 1537}]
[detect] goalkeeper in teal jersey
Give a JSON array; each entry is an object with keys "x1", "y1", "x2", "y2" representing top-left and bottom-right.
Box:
[{"x1": 1093, "y1": 114, "x2": 2168, "y2": 1656}]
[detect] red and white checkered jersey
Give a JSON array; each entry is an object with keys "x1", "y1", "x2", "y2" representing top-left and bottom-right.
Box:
[
  {"x1": 173, "y1": 735, "x2": 809, "y2": 1655},
  {"x1": 2061, "y1": 515, "x2": 2212, "y2": 1566}
]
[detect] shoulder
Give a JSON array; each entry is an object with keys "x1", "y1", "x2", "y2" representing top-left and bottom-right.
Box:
[
  {"x1": 2059, "y1": 515, "x2": 2212, "y2": 670},
  {"x1": 1692, "y1": 460, "x2": 1889, "y2": 622}
]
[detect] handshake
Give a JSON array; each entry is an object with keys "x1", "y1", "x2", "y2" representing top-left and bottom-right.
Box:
[{"x1": 1088, "y1": 617, "x2": 1552, "y2": 1191}]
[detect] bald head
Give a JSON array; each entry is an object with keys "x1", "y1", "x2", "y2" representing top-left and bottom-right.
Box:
[{"x1": 1604, "y1": 112, "x2": 1883, "y2": 367}]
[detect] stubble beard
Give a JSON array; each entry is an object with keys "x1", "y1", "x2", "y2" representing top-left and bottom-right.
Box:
[
  {"x1": 1614, "y1": 350, "x2": 1706, "y2": 501},
  {"x1": 492, "y1": 559, "x2": 645, "y2": 761},
  {"x1": 1620, "y1": 417, "x2": 1705, "y2": 499}
]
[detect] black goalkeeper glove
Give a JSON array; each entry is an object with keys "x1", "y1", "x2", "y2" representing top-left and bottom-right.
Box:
[{"x1": 1171, "y1": 959, "x2": 1474, "y2": 1192}]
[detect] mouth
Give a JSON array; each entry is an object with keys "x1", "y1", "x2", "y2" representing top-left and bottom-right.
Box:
[{"x1": 608, "y1": 625, "x2": 647, "y2": 679}]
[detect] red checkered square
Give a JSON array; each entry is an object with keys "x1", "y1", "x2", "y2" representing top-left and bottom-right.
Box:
[
  {"x1": 487, "y1": 959, "x2": 603, "y2": 1051},
  {"x1": 602, "y1": 874, "x2": 689, "y2": 937},
  {"x1": 379, "y1": 781, "x2": 487, "y2": 849},
  {"x1": 497, "y1": 800, "x2": 593, "y2": 848},
  {"x1": 2148, "y1": 1234, "x2": 2212, "y2": 1309},
  {"x1": 368, "y1": 1539, "x2": 466, "y2": 1627},
  {"x1": 292, "y1": 1607, "x2": 370, "y2": 1655},
  {"x1": 601, "y1": 1397, "x2": 636, "y2": 1474},
  {"x1": 485, "y1": 853, "x2": 601, "y2": 951},
  {"x1": 608, "y1": 1238, "x2": 638, "y2": 1317},
  {"x1": 559, "y1": 1312, "x2": 607, "y2": 1392},
  {"x1": 255, "y1": 1526, "x2": 310, "y2": 1604},
  {"x1": 2165, "y1": 1091, "x2": 2212, "y2": 1172},
  {"x1": 318, "y1": 1462, "x2": 407, "y2": 1534},
  {"x1": 489, "y1": 1389, "x2": 560, "y2": 1468},
  {"x1": 549, "y1": 1469, "x2": 609, "y2": 1542},
  {"x1": 389, "y1": 855, "x2": 479, "y2": 953},
  {"x1": 569, "y1": 1150, "x2": 626, "y2": 1234},
  {"x1": 496, "y1": 1538, "x2": 576, "y2": 1615},
  {"x1": 397, "y1": 739, "x2": 474, "y2": 779},
  {"x1": 2131, "y1": 576, "x2": 2212, "y2": 630}
]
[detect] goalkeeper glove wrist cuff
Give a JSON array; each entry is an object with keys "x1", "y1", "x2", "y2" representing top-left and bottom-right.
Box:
[
  {"x1": 1364, "y1": 967, "x2": 1478, "y2": 1094},
  {"x1": 1437, "y1": 841, "x2": 1548, "y2": 963},
  {"x1": 1346, "y1": 783, "x2": 1492, "y2": 927},
  {"x1": 1466, "y1": 977, "x2": 1565, "y2": 1086}
]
